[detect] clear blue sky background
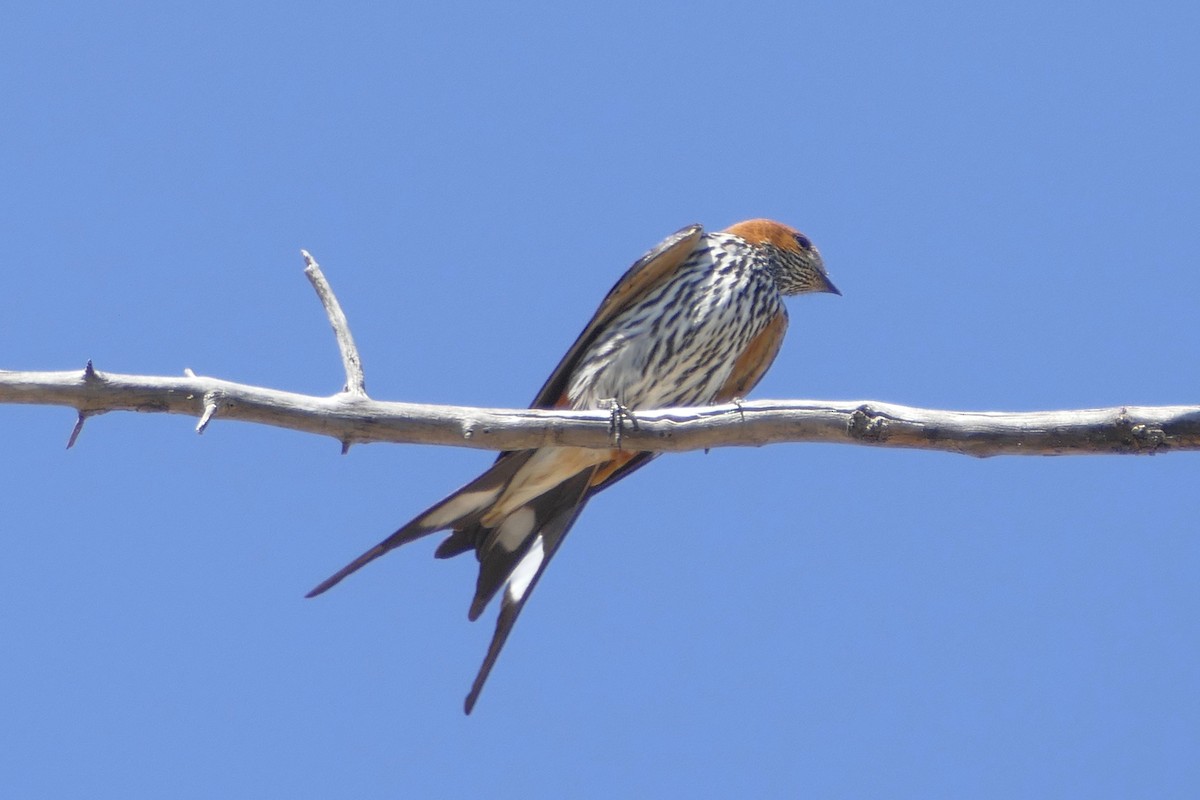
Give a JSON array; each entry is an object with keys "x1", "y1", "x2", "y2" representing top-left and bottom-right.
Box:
[{"x1": 3, "y1": 3, "x2": 1198, "y2": 797}]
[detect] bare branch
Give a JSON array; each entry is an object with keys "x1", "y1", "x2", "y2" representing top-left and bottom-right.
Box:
[
  {"x1": 302, "y1": 250, "x2": 367, "y2": 397},
  {"x1": 2, "y1": 249, "x2": 1194, "y2": 459},
  {"x1": 2, "y1": 368, "x2": 1197, "y2": 457}
]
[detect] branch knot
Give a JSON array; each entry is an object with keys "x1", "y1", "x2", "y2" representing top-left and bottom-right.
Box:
[
  {"x1": 847, "y1": 404, "x2": 891, "y2": 442},
  {"x1": 1113, "y1": 407, "x2": 1168, "y2": 453}
]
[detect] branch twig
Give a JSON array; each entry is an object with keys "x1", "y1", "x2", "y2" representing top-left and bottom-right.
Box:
[
  {"x1": 65, "y1": 411, "x2": 89, "y2": 449},
  {"x1": 302, "y1": 249, "x2": 367, "y2": 397}
]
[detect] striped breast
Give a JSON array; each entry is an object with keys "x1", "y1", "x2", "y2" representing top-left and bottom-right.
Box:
[{"x1": 565, "y1": 232, "x2": 785, "y2": 410}]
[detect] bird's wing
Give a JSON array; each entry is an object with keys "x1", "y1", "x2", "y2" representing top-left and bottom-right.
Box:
[
  {"x1": 529, "y1": 223, "x2": 705, "y2": 409},
  {"x1": 475, "y1": 224, "x2": 702, "y2": 504}
]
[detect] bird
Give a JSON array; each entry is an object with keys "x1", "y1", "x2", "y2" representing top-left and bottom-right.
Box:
[{"x1": 306, "y1": 219, "x2": 840, "y2": 713}]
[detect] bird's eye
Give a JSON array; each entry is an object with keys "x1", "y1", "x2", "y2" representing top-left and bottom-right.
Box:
[{"x1": 793, "y1": 233, "x2": 812, "y2": 250}]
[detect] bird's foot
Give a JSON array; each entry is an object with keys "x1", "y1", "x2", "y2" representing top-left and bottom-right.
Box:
[
  {"x1": 603, "y1": 399, "x2": 639, "y2": 450},
  {"x1": 729, "y1": 396, "x2": 747, "y2": 423}
]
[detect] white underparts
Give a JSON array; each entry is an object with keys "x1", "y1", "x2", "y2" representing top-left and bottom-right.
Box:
[{"x1": 565, "y1": 233, "x2": 782, "y2": 411}]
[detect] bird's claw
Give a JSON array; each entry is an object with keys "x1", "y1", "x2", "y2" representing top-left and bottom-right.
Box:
[
  {"x1": 730, "y1": 396, "x2": 747, "y2": 423},
  {"x1": 604, "y1": 399, "x2": 639, "y2": 449}
]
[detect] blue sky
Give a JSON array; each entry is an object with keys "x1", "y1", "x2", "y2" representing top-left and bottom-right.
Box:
[{"x1": 3, "y1": 3, "x2": 1198, "y2": 797}]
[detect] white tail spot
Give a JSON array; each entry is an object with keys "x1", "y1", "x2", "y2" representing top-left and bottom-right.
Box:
[
  {"x1": 422, "y1": 488, "x2": 501, "y2": 529},
  {"x1": 506, "y1": 534, "x2": 545, "y2": 604},
  {"x1": 495, "y1": 507, "x2": 537, "y2": 553}
]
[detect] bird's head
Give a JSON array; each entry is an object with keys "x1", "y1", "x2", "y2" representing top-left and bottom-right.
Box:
[{"x1": 724, "y1": 219, "x2": 839, "y2": 297}]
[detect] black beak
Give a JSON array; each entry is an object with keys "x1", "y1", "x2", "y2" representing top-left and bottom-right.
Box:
[{"x1": 822, "y1": 275, "x2": 841, "y2": 296}]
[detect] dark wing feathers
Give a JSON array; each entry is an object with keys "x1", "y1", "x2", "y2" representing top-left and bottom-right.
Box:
[{"x1": 529, "y1": 224, "x2": 704, "y2": 410}]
